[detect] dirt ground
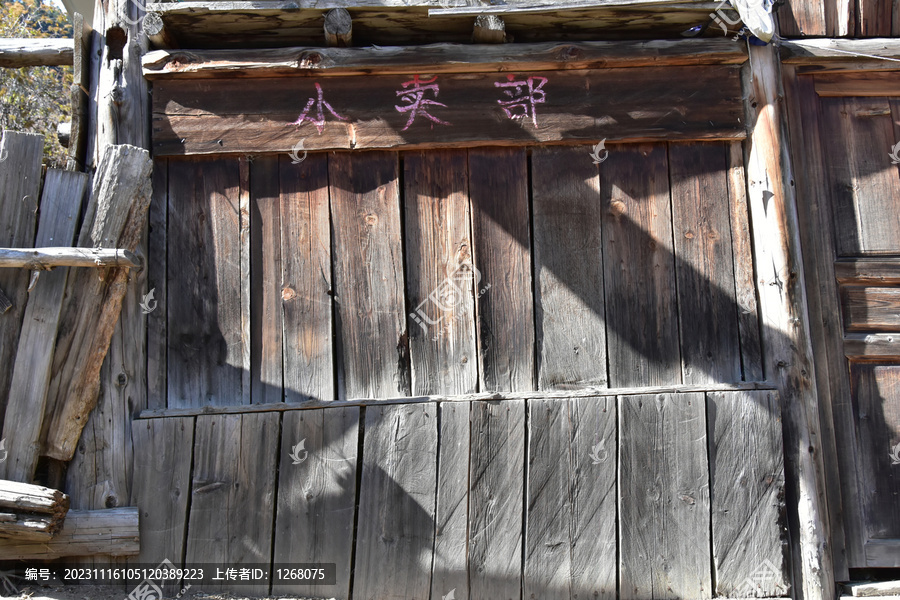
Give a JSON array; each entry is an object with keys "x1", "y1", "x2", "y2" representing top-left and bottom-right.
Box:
[{"x1": 0, "y1": 584, "x2": 334, "y2": 600}]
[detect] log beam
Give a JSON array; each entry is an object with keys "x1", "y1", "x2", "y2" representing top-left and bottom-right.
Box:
[
  {"x1": 324, "y1": 8, "x2": 352, "y2": 47},
  {"x1": 0, "y1": 38, "x2": 73, "y2": 67},
  {"x1": 742, "y1": 45, "x2": 835, "y2": 600},
  {"x1": 142, "y1": 39, "x2": 747, "y2": 80},
  {"x1": 0, "y1": 507, "x2": 139, "y2": 559},
  {"x1": 143, "y1": 11, "x2": 178, "y2": 50},
  {"x1": 0, "y1": 247, "x2": 141, "y2": 270},
  {"x1": 781, "y1": 38, "x2": 900, "y2": 63}
]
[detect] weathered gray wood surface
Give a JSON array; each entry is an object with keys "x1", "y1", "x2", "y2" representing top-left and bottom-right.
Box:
[
  {"x1": 670, "y1": 142, "x2": 741, "y2": 384},
  {"x1": 130, "y1": 417, "x2": 193, "y2": 587},
  {"x1": 42, "y1": 144, "x2": 152, "y2": 462},
  {"x1": 0, "y1": 170, "x2": 86, "y2": 482},
  {"x1": 142, "y1": 39, "x2": 746, "y2": 80},
  {"x1": 151, "y1": 67, "x2": 744, "y2": 156},
  {"x1": 531, "y1": 146, "x2": 607, "y2": 390},
  {"x1": 250, "y1": 155, "x2": 284, "y2": 404},
  {"x1": 469, "y1": 399, "x2": 525, "y2": 600},
  {"x1": 330, "y1": 152, "x2": 407, "y2": 399},
  {"x1": 526, "y1": 396, "x2": 616, "y2": 599},
  {"x1": 430, "y1": 401, "x2": 470, "y2": 600},
  {"x1": 0, "y1": 131, "x2": 44, "y2": 431},
  {"x1": 147, "y1": 159, "x2": 168, "y2": 410},
  {"x1": 602, "y1": 144, "x2": 680, "y2": 387},
  {"x1": 0, "y1": 507, "x2": 139, "y2": 559},
  {"x1": 0, "y1": 247, "x2": 139, "y2": 269},
  {"x1": 185, "y1": 413, "x2": 279, "y2": 596},
  {"x1": 404, "y1": 150, "x2": 477, "y2": 396},
  {"x1": 353, "y1": 404, "x2": 437, "y2": 600},
  {"x1": 468, "y1": 148, "x2": 533, "y2": 392},
  {"x1": 0, "y1": 479, "x2": 69, "y2": 515},
  {"x1": 165, "y1": 158, "x2": 245, "y2": 408},
  {"x1": 708, "y1": 391, "x2": 789, "y2": 597},
  {"x1": 840, "y1": 286, "x2": 900, "y2": 331},
  {"x1": 280, "y1": 153, "x2": 334, "y2": 402},
  {"x1": 619, "y1": 393, "x2": 711, "y2": 599},
  {"x1": 0, "y1": 38, "x2": 73, "y2": 67},
  {"x1": 273, "y1": 407, "x2": 359, "y2": 599}
]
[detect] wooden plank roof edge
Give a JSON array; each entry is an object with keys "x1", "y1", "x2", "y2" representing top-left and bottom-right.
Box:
[
  {"x1": 780, "y1": 38, "x2": 900, "y2": 63},
  {"x1": 143, "y1": 39, "x2": 747, "y2": 79},
  {"x1": 138, "y1": 381, "x2": 777, "y2": 418},
  {"x1": 147, "y1": 0, "x2": 721, "y2": 14}
]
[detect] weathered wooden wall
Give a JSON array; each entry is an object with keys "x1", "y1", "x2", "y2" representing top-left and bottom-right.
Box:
[
  {"x1": 150, "y1": 141, "x2": 762, "y2": 408},
  {"x1": 132, "y1": 390, "x2": 789, "y2": 600}
]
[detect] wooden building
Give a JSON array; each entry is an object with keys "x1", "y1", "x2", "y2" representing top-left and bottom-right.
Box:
[{"x1": 0, "y1": 0, "x2": 899, "y2": 598}]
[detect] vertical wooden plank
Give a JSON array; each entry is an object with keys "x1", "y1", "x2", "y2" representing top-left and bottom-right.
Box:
[
  {"x1": 0, "y1": 131, "x2": 44, "y2": 429},
  {"x1": 468, "y1": 147, "x2": 534, "y2": 393},
  {"x1": 531, "y1": 146, "x2": 607, "y2": 390},
  {"x1": 404, "y1": 149, "x2": 477, "y2": 396},
  {"x1": 329, "y1": 151, "x2": 408, "y2": 400},
  {"x1": 619, "y1": 392, "x2": 711, "y2": 599},
  {"x1": 273, "y1": 407, "x2": 359, "y2": 599},
  {"x1": 167, "y1": 158, "x2": 245, "y2": 408},
  {"x1": 527, "y1": 397, "x2": 618, "y2": 599},
  {"x1": 280, "y1": 153, "x2": 334, "y2": 402},
  {"x1": 850, "y1": 364, "x2": 900, "y2": 540},
  {"x1": 708, "y1": 390, "x2": 789, "y2": 597},
  {"x1": 469, "y1": 399, "x2": 525, "y2": 600},
  {"x1": 569, "y1": 395, "x2": 617, "y2": 600},
  {"x1": 131, "y1": 417, "x2": 194, "y2": 591},
  {"x1": 147, "y1": 159, "x2": 168, "y2": 410},
  {"x1": 602, "y1": 143, "x2": 680, "y2": 388},
  {"x1": 726, "y1": 142, "x2": 764, "y2": 382},
  {"x1": 778, "y1": 0, "x2": 826, "y2": 36},
  {"x1": 240, "y1": 157, "x2": 252, "y2": 406},
  {"x1": 526, "y1": 398, "x2": 572, "y2": 600},
  {"x1": 431, "y1": 402, "x2": 470, "y2": 600},
  {"x1": 857, "y1": 0, "x2": 892, "y2": 35},
  {"x1": 669, "y1": 142, "x2": 742, "y2": 384},
  {"x1": 784, "y1": 68, "x2": 857, "y2": 577},
  {"x1": 0, "y1": 170, "x2": 86, "y2": 482},
  {"x1": 352, "y1": 404, "x2": 437, "y2": 600},
  {"x1": 819, "y1": 96, "x2": 900, "y2": 256},
  {"x1": 250, "y1": 155, "x2": 284, "y2": 404},
  {"x1": 185, "y1": 412, "x2": 279, "y2": 596}
]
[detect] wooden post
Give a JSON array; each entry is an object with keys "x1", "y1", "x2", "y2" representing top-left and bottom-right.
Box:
[
  {"x1": 742, "y1": 44, "x2": 835, "y2": 600},
  {"x1": 324, "y1": 8, "x2": 352, "y2": 47},
  {"x1": 472, "y1": 15, "x2": 506, "y2": 43}
]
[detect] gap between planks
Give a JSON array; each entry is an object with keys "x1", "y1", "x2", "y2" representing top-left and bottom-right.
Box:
[{"x1": 138, "y1": 382, "x2": 775, "y2": 418}]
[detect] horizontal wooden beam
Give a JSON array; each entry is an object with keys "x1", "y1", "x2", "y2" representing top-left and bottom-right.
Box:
[
  {"x1": 0, "y1": 38, "x2": 74, "y2": 67},
  {"x1": 428, "y1": 0, "x2": 719, "y2": 15},
  {"x1": 0, "y1": 247, "x2": 141, "y2": 269},
  {"x1": 140, "y1": 381, "x2": 775, "y2": 419},
  {"x1": 835, "y1": 258, "x2": 900, "y2": 283},
  {"x1": 843, "y1": 333, "x2": 900, "y2": 359},
  {"x1": 152, "y1": 64, "x2": 745, "y2": 155},
  {"x1": 781, "y1": 38, "x2": 900, "y2": 64},
  {"x1": 143, "y1": 39, "x2": 746, "y2": 80},
  {"x1": 815, "y1": 71, "x2": 900, "y2": 96},
  {"x1": 0, "y1": 507, "x2": 139, "y2": 559},
  {"x1": 864, "y1": 540, "x2": 900, "y2": 567}
]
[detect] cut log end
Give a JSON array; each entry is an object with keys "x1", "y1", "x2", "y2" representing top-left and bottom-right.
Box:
[{"x1": 324, "y1": 8, "x2": 352, "y2": 48}]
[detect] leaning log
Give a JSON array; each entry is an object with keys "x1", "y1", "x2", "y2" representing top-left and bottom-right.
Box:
[
  {"x1": 0, "y1": 507, "x2": 139, "y2": 559},
  {"x1": 0, "y1": 38, "x2": 74, "y2": 67},
  {"x1": 41, "y1": 144, "x2": 152, "y2": 462},
  {"x1": 0, "y1": 512, "x2": 59, "y2": 541},
  {"x1": 0, "y1": 247, "x2": 140, "y2": 269},
  {"x1": 0, "y1": 480, "x2": 69, "y2": 516}
]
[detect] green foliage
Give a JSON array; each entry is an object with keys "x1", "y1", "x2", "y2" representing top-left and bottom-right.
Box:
[{"x1": 0, "y1": 0, "x2": 74, "y2": 167}]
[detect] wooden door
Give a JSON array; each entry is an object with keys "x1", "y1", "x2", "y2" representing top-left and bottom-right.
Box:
[{"x1": 791, "y1": 71, "x2": 900, "y2": 570}]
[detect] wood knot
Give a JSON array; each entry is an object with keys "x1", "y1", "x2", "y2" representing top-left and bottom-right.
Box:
[
  {"x1": 298, "y1": 51, "x2": 322, "y2": 68},
  {"x1": 282, "y1": 286, "x2": 297, "y2": 301},
  {"x1": 364, "y1": 213, "x2": 378, "y2": 226},
  {"x1": 609, "y1": 199, "x2": 627, "y2": 216}
]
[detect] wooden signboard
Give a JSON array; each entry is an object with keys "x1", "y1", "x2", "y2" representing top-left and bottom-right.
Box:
[{"x1": 151, "y1": 65, "x2": 744, "y2": 155}]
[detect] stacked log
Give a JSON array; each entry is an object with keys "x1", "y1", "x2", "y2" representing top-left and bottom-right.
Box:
[{"x1": 0, "y1": 479, "x2": 69, "y2": 541}]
